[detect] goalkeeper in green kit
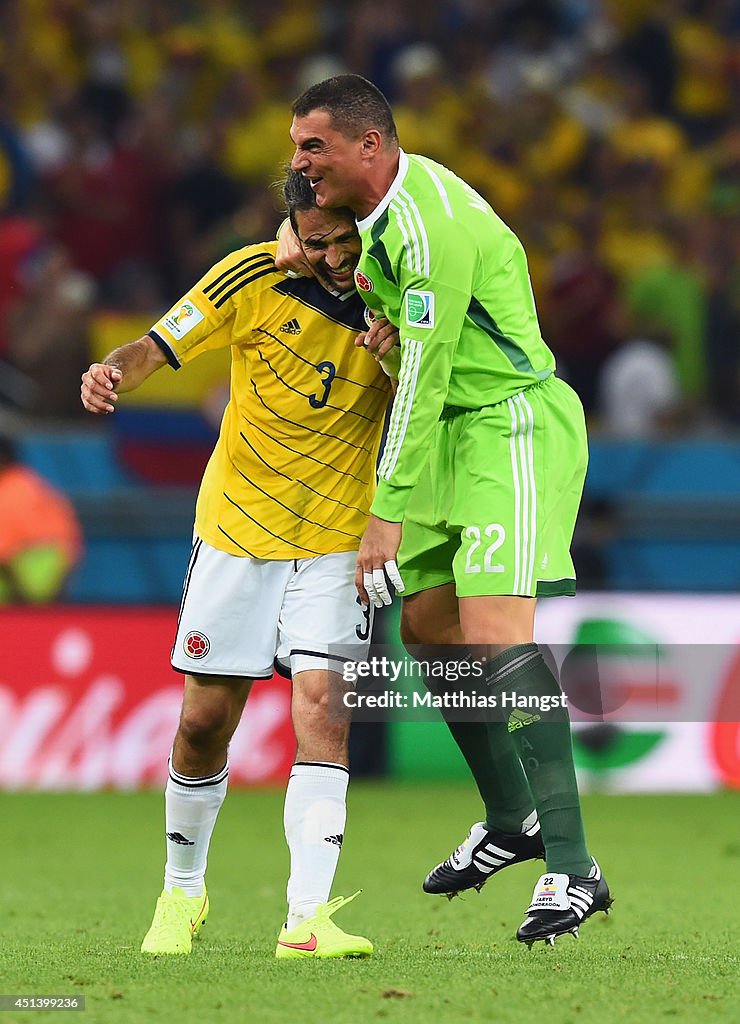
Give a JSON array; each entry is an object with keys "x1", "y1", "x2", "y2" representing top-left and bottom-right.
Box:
[{"x1": 282, "y1": 74, "x2": 611, "y2": 947}]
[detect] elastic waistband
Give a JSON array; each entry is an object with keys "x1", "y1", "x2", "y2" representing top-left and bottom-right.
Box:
[{"x1": 439, "y1": 373, "x2": 553, "y2": 421}]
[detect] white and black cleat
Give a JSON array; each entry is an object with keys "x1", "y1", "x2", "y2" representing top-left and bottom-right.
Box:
[
  {"x1": 423, "y1": 816, "x2": 545, "y2": 898},
  {"x1": 517, "y1": 859, "x2": 612, "y2": 948}
]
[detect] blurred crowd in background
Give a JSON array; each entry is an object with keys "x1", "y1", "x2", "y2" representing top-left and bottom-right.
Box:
[{"x1": 0, "y1": 0, "x2": 738, "y2": 433}]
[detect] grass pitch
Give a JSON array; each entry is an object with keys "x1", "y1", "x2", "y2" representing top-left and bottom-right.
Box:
[{"x1": 1, "y1": 786, "x2": 738, "y2": 1024}]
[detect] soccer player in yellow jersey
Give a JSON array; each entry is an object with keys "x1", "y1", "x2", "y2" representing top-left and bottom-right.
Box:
[{"x1": 81, "y1": 171, "x2": 395, "y2": 959}]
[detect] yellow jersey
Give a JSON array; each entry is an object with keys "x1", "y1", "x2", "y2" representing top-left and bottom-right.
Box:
[{"x1": 149, "y1": 242, "x2": 391, "y2": 559}]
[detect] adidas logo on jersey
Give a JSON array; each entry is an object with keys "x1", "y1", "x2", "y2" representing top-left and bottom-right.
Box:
[{"x1": 280, "y1": 318, "x2": 302, "y2": 335}]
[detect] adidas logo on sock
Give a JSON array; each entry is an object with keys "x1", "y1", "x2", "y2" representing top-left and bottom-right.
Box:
[
  {"x1": 280, "y1": 318, "x2": 302, "y2": 335},
  {"x1": 167, "y1": 831, "x2": 195, "y2": 846},
  {"x1": 324, "y1": 833, "x2": 344, "y2": 847},
  {"x1": 507, "y1": 709, "x2": 541, "y2": 733}
]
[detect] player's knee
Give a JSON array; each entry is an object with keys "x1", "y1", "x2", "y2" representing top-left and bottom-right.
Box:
[
  {"x1": 178, "y1": 701, "x2": 233, "y2": 749},
  {"x1": 296, "y1": 681, "x2": 332, "y2": 717},
  {"x1": 293, "y1": 685, "x2": 349, "y2": 745}
]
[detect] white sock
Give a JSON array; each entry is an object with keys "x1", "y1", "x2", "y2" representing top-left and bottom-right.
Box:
[
  {"x1": 283, "y1": 762, "x2": 349, "y2": 929},
  {"x1": 163, "y1": 759, "x2": 229, "y2": 897}
]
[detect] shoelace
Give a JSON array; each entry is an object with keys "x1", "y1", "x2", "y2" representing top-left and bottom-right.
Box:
[
  {"x1": 151, "y1": 892, "x2": 194, "y2": 931},
  {"x1": 317, "y1": 890, "x2": 362, "y2": 920}
]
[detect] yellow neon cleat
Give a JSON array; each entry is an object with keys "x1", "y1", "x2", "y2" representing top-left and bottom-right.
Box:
[
  {"x1": 275, "y1": 891, "x2": 373, "y2": 959},
  {"x1": 140, "y1": 886, "x2": 209, "y2": 955}
]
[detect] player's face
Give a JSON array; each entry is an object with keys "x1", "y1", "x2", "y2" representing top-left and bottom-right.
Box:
[
  {"x1": 290, "y1": 111, "x2": 367, "y2": 210},
  {"x1": 293, "y1": 208, "x2": 361, "y2": 294}
]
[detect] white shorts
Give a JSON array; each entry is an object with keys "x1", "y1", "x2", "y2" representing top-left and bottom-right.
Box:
[{"x1": 171, "y1": 537, "x2": 373, "y2": 678}]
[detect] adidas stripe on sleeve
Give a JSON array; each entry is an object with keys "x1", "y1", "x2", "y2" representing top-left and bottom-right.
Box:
[{"x1": 355, "y1": 152, "x2": 555, "y2": 522}]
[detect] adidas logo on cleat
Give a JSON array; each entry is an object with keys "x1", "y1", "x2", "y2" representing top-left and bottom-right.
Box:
[
  {"x1": 423, "y1": 819, "x2": 545, "y2": 897},
  {"x1": 280, "y1": 318, "x2": 302, "y2": 335},
  {"x1": 472, "y1": 841, "x2": 516, "y2": 875}
]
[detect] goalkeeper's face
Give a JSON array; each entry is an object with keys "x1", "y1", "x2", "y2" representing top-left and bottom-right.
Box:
[
  {"x1": 294, "y1": 207, "x2": 362, "y2": 295},
  {"x1": 290, "y1": 111, "x2": 368, "y2": 211}
]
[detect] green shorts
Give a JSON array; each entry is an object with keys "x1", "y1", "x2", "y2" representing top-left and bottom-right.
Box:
[{"x1": 398, "y1": 375, "x2": 588, "y2": 599}]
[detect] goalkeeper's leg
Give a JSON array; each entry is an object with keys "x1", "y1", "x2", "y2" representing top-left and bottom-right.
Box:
[{"x1": 401, "y1": 586, "x2": 542, "y2": 896}]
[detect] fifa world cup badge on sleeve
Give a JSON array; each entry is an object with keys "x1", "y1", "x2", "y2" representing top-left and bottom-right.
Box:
[
  {"x1": 405, "y1": 290, "x2": 435, "y2": 328},
  {"x1": 162, "y1": 302, "x2": 205, "y2": 340}
]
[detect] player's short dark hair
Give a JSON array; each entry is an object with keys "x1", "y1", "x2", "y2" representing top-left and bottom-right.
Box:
[
  {"x1": 292, "y1": 74, "x2": 398, "y2": 146},
  {"x1": 281, "y1": 169, "x2": 354, "y2": 234}
]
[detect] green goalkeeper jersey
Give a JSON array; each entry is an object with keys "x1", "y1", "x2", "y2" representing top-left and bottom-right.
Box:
[{"x1": 355, "y1": 150, "x2": 556, "y2": 522}]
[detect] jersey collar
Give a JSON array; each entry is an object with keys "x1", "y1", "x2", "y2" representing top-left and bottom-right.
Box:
[
  {"x1": 322, "y1": 285, "x2": 356, "y2": 302},
  {"x1": 356, "y1": 149, "x2": 409, "y2": 232}
]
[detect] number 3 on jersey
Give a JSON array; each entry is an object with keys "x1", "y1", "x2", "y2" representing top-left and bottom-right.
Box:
[
  {"x1": 310, "y1": 360, "x2": 336, "y2": 409},
  {"x1": 464, "y1": 523, "x2": 506, "y2": 574}
]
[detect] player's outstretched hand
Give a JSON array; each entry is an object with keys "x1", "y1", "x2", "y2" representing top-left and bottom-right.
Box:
[
  {"x1": 355, "y1": 515, "x2": 405, "y2": 608},
  {"x1": 80, "y1": 363, "x2": 122, "y2": 414},
  {"x1": 274, "y1": 220, "x2": 315, "y2": 279}
]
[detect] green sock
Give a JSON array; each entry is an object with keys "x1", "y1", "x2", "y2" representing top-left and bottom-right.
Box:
[
  {"x1": 443, "y1": 718, "x2": 535, "y2": 835},
  {"x1": 420, "y1": 649, "x2": 534, "y2": 834},
  {"x1": 484, "y1": 643, "x2": 591, "y2": 875}
]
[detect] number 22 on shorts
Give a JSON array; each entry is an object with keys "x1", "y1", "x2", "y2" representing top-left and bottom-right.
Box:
[{"x1": 464, "y1": 523, "x2": 505, "y2": 574}]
